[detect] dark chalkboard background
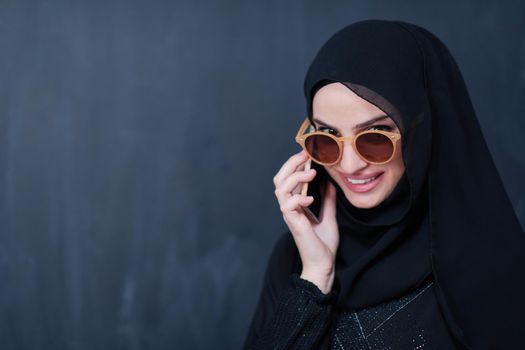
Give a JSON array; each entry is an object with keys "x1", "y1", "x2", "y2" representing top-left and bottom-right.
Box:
[{"x1": 0, "y1": 1, "x2": 523, "y2": 349}]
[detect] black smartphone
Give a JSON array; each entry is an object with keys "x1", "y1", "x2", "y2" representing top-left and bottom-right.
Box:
[{"x1": 301, "y1": 159, "x2": 326, "y2": 224}]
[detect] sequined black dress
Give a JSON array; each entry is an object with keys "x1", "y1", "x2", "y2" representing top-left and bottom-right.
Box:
[
  {"x1": 244, "y1": 273, "x2": 458, "y2": 350},
  {"x1": 243, "y1": 232, "x2": 460, "y2": 350}
]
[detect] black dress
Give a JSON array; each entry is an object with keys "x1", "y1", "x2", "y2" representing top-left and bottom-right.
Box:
[{"x1": 243, "y1": 234, "x2": 459, "y2": 350}]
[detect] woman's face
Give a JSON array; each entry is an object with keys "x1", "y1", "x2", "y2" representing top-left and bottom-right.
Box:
[{"x1": 312, "y1": 82, "x2": 405, "y2": 209}]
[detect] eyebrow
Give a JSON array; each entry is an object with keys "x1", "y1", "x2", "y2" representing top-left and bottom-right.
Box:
[{"x1": 312, "y1": 115, "x2": 390, "y2": 132}]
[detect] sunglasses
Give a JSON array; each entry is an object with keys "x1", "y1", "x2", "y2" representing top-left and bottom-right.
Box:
[{"x1": 295, "y1": 118, "x2": 402, "y2": 166}]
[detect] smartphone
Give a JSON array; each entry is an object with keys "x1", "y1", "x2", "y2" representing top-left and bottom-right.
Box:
[{"x1": 300, "y1": 159, "x2": 326, "y2": 224}]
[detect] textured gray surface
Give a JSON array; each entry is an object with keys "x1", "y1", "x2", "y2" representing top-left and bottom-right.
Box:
[{"x1": 0, "y1": 1, "x2": 523, "y2": 349}]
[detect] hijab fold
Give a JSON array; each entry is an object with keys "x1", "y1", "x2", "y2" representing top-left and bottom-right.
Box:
[{"x1": 304, "y1": 20, "x2": 525, "y2": 348}]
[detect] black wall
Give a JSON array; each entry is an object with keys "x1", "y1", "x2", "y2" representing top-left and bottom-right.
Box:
[{"x1": 1, "y1": 1, "x2": 523, "y2": 349}]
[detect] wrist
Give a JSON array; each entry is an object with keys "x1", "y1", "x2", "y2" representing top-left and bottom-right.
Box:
[{"x1": 300, "y1": 269, "x2": 335, "y2": 294}]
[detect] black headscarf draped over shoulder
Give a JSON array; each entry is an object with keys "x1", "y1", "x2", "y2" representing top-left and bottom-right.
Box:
[{"x1": 304, "y1": 20, "x2": 525, "y2": 349}]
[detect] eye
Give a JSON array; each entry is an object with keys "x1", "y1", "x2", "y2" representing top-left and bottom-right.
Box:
[
  {"x1": 368, "y1": 124, "x2": 393, "y2": 132},
  {"x1": 317, "y1": 126, "x2": 339, "y2": 136}
]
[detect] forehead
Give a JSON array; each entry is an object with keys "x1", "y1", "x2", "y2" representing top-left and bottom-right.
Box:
[{"x1": 312, "y1": 82, "x2": 396, "y2": 129}]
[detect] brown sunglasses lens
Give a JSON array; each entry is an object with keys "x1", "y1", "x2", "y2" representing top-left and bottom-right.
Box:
[
  {"x1": 305, "y1": 132, "x2": 394, "y2": 164},
  {"x1": 355, "y1": 133, "x2": 394, "y2": 163},
  {"x1": 305, "y1": 134, "x2": 340, "y2": 164}
]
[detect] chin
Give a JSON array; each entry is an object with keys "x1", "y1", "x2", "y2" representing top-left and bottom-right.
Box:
[
  {"x1": 344, "y1": 191, "x2": 384, "y2": 208},
  {"x1": 335, "y1": 176, "x2": 395, "y2": 209}
]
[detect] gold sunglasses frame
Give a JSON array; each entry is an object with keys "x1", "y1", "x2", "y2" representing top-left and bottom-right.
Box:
[{"x1": 295, "y1": 117, "x2": 402, "y2": 166}]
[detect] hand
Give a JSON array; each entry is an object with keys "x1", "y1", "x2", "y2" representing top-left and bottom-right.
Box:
[{"x1": 273, "y1": 150, "x2": 339, "y2": 294}]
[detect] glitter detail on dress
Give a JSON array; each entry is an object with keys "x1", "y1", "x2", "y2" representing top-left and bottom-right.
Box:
[{"x1": 331, "y1": 282, "x2": 436, "y2": 350}]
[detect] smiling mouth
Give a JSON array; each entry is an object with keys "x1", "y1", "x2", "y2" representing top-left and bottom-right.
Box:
[
  {"x1": 339, "y1": 172, "x2": 384, "y2": 193},
  {"x1": 347, "y1": 174, "x2": 380, "y2": 184}
]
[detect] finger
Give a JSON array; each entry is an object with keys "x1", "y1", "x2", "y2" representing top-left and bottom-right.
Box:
[
  {"x1": 294, "y1": 160, "x2": 309, "y2": 173},
  {"x1": 273, "y1": 150, "x2": 308, "y2": 187},
  {"x1": 275, "y1": 168, "x2": 316, "y2": 201},
  {"x1": 280, "y1": 193, "x2": 314, "y2": 214}
]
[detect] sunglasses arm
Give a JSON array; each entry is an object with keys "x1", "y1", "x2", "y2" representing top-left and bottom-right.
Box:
[{"x1": 295, "y1": 118, "x2": 312, "y2": 142}]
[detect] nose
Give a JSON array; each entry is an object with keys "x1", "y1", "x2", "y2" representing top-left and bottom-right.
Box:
[{"x1": 337, "y1": 141, "x2": 368, "y2": 172}]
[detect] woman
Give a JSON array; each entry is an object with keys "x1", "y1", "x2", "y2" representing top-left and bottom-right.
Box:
[{"x1": 244, "y1": 20, "x2": 525, "y2": 349}]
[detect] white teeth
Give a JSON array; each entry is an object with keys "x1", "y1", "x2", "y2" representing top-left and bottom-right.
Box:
[{"x1": 347, "y1": 175, "x2": 378, "y2": 184}]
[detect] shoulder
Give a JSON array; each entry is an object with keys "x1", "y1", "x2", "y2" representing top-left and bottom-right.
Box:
[
  {"x1": 269, "y1": 231, "x2": 300, "y2": 269},
  {"x1": 271, "y1": 231, "x2": 298, "y2": 258},
  {"x1": 263, "y1": 232, "x2": 301, "y2": 287}
]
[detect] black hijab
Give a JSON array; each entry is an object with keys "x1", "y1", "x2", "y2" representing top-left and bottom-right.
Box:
[{"x1": 304, "y1": 20, "x2": 525, "y2": 348}]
